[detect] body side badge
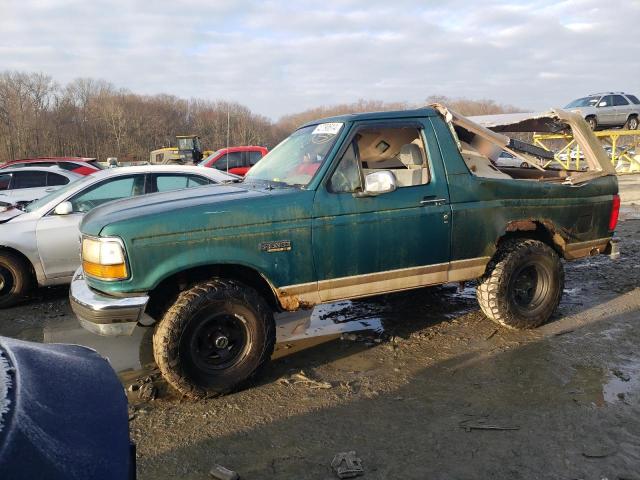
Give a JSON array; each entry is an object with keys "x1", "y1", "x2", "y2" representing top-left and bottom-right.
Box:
[{"x1": 260, "y1": 240, "x2": 292, "y2": 253}]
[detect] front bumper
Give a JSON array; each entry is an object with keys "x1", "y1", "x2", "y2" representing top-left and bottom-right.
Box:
[{"x1": 69, "y1": 268, "x2": 149, "y2": 336}]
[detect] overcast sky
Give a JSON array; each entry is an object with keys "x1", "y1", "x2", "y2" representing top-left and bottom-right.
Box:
[{"x1": 1, "y1": 0, "x2": 638, "y2": 118}]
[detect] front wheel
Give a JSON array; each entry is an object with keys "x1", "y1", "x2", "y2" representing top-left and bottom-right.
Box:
[
  {"x1": 153, "y1": 278, "x2": 275, "y2": 398},
  {"x1": 476, "y1": 239, "x2": 564, "y2": 329},
  {"x1": 586, "y1": 116, "x2": 597, "y2": 130},
  {"x1": 0, "y1": 251, "x2": 32, "y2": 308}
]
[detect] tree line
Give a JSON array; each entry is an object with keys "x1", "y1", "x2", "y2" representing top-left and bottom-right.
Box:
[{"x1": 0, "y1": 71, "x2": 521, "y2": 162}]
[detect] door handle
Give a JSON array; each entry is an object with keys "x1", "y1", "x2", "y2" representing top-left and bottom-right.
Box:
[{"x1": 420, "y1": 197, "x2": 447, "y2": 206}]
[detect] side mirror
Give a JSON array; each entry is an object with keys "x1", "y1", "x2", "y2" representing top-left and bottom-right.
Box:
[
  {"x1": 54, "y1": 201, "x2": 73, "y2": 215},
  {"x1": 361, "y1": 170, "x2": 397, "y2": 196},
  {"x1": 598, "y1": 101, "x2": 607, "y2": 107}
]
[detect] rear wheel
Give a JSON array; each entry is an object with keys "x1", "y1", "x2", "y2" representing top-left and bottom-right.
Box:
[
  {"x1": 153, "y1": 278, "x2": 275, "y2": 398},
  {"x1": 626, "y1": 115, "x2": 639, "y2": 130},
  {"x1": 0, "y1": 251, "x2": 32, "y2": 309},
  {"x1": 476, "y1": 239, "x2": 564, "y2": 329},
  {"x1": 586, "y1": 116, "x2": 597, "y2": 131}
]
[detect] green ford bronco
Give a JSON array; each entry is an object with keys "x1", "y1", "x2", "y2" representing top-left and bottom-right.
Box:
[{"x1": 71, "y1": 105, "x2": 620, "y2": 398}]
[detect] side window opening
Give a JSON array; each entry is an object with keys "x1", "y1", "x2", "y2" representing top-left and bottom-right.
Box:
[
  {"x1": 0, "y1": 174, "x2": 11, "y2": 191},
  {"x1": 329, "y1": 126, "x2": 430, "y2": 193},
  {"x1": 69, "y1": 175, "x2": 143, "y2": 212},
  {"x1": 187, "y1": 175, "x2": 210, "y2": 187},
  {"x1": 13, "y1": 171, "x2": 48, "y2": 189},
  {"x1": 612, "y1": 95, "x2": 629, "y2": 106},
  {"x1": 47, "y1": 172, "x2": 70, "y2": 186}
]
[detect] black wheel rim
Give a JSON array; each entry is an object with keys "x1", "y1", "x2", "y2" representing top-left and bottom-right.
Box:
[
  {"x1": 509, "y1": 262, "x2": 550, "y2": 313},
  {"x1": 0, "y1": 266, "x2": 14, "y2": 300},
  {"x1": 188, "y1": 313, "x2": 249, "y2": 372}
]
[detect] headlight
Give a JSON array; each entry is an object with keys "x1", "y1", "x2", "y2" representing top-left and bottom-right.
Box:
[{"x1": 81, "y1": 236, "x2": 128, "y2": 280}]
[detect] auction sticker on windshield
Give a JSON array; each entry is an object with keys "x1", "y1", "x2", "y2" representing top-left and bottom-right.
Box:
[{"x1": 312, "y1": 123, "x2": 343, "y2": 135}]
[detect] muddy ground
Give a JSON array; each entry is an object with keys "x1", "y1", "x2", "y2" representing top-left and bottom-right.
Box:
[{"x1": 2, "y1": 180, "x2": 640, "y2": 479}]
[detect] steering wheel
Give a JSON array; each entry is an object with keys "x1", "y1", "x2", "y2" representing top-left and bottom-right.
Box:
[{"x1": 74, "y1": 201, "x2": 94, "y2": 213}]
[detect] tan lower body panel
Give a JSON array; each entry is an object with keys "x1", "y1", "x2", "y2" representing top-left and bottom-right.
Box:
[
  {"x1": 564, "y1": 237, "x2": 611, "y2": 260},
  {"x1": 277, "y1": 257, "x2": 490, "y2": 310}
]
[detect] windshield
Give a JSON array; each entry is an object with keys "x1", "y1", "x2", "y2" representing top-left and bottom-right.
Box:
[
  {"x1": 565, "y1": 96, "x2": 600, "y2": 108},
  {"x1": 198, "y1": 150, "x2": 223, "y2": 166},
  {"x1": 88, "y1": 160, "x2": 104, "y2": 170},
  {"x1": 24, "y1": 176, "x2": 87, "y2": 212},
  {"x1": 244, "y1": 123, "x2": 343, "y2": 187},
  {"x1": 177, "y1": 138, "x2": 195, "y2": 150}
]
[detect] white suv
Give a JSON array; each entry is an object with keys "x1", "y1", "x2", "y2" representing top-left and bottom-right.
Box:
[{"x1": 565, "y1": 92, "x2": 640, "y2": 130}]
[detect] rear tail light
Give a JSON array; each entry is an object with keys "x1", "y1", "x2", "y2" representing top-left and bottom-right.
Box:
[{"x1": 609, "y1": 194, "x2": 620, "y2": 231}]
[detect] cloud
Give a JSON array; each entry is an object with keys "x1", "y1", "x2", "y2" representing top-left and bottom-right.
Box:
[{"x1": 0, "y1": 0, "x2": 638, "y2": 118}]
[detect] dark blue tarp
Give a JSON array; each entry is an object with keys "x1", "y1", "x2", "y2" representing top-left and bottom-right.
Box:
[{"x1": 0, "y1": 336, "x2": 133, "y2": 479}]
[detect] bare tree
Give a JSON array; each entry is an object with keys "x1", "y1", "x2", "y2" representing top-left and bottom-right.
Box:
[{"x1": 0, "y1": 70, "x2": 524, "y2": 163}]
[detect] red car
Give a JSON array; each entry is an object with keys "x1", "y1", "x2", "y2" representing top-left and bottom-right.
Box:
[
  {"x1": 198, "y1": 146, "x2": 268, "y2": 176},
  {"x1": 0, "y1": 157, "x2": 102, "y2": 176}
]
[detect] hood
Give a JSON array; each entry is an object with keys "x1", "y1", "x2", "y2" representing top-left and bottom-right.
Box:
[
  {"x1": 0, "y1": 205, "x2": 23, "y2": 224},
  {"x1": 81, "y1": 183, "x2": 270, "y2": 236}
]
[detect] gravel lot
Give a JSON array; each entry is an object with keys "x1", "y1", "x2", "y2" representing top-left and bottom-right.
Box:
[{"x1": 2, "y1": 177, "x2": 640, "y2": 479}]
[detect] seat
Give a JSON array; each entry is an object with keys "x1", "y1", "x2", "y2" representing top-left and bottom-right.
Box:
[{"x1": 394, "y1": 144, "x2": 425, "y2": 187}]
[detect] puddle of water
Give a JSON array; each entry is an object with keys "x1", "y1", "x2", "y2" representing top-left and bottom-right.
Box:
[
  {"x1": 281, "y1": 301, "x2": 384, "y2": 343},
  {"x1": 43, "y1": 318, "x2": 151, "y2": 373},
  {"x1": 42, "y1": 284, "x2": 478, "y2": 381},
  {"x1": 604, "y1": 358, "x2": 640, "y2": 403}
]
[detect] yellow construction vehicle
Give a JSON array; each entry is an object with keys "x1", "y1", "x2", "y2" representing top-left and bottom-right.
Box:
[{"x1": 150, "y1": 135, "x2": 212, "y2": 165}]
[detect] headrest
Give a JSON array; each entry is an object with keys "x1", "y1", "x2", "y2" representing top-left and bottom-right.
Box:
[{"x1": 398, "y1": 144, "x2": 424, "y2": 167}]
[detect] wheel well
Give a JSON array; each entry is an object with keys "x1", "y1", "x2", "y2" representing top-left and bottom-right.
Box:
[
  {"x1": 145, "y1": 264, "x2": 280, "y2": 320},
  {"x1": 0, "y1": 246, "x2": 36, "y2": 281},
  {"x1": 497, "y1": 220, "x2": 564, "y2": 257}
]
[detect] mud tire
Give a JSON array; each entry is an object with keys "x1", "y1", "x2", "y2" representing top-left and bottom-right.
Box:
[
  {"x1": 0, "y1": 251, "x2": 32, "y2": 309},
  {"x1": 153, "y1": 278, "x2": 275, "y2": 399},
  {"x1": 476, "y1": 239, "x2": 564, "y2": 330}
]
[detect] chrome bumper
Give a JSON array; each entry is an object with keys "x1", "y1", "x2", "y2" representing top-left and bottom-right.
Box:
[{"x1": 69, "y1": 268, "x2": 149, "y2": 337}]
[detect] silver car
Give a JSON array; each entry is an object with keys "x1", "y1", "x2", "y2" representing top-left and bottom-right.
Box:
[
  {"x1": 565, "y1": 92, "x2": 640, "y2": 130},
  {"x1": 0, "y1": 166, "x2": 82, "y2": 206},
  {"x1": 0, "y1": 165, "x2": 237, "y2": 307}
]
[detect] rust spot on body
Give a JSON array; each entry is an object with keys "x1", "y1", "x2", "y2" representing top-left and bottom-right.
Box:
[
  {"x1": 505, "y1": 220, "x2": 537, "y2": 232},
  {"x1": 277, "y1": 292, "x2": 315, "y2": 311}
]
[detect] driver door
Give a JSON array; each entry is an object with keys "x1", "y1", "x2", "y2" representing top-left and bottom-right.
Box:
[
  {"x1": 312, "y1": 120, "x2": 451, "y2": 302},
  {"x1": 36, "y1": 175, "x2": 145, "y2": 279}
]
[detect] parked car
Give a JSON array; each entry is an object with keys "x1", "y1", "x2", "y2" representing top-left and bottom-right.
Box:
[
  {"x1": 0, "y1": 335, "x2": 135, "y2": 479},
  {"x1": 70, "y1": 106, "x2": 618, "y2": 399},
  {"x1": 495, "y1": 151, "x2": 532, "y2": 168},
  {"x1": 0, "y1": 165, "x2": 237, "y2": 307},
  {"x1": 565, "y1": 92, "x2": 640, "y2": 130},
  {"x1": 198, "y1": 146, "x2": 268, "y2": 176},
  {"x1": 0, "y1": 157, "x2": 102, "y2": 176},
  {"x1": 0, "y1": 167, "x2": 82, "y2": 207}
]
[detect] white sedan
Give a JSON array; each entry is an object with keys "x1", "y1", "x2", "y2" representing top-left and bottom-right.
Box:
[
  {"x1": 0, "y1": 165, "x2": 238, "y2": 307},
  {"x1": 494, "y1": 151, "x2": 531, "y2": 169},
  {"x1": 0, "y1": 166, "x2": 82, "y2": 206}
]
